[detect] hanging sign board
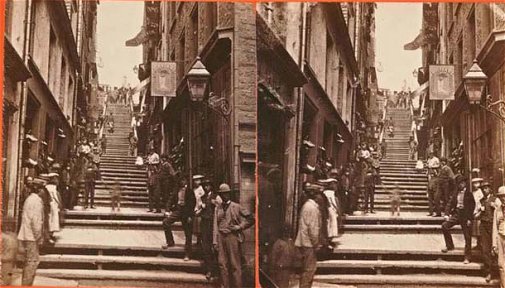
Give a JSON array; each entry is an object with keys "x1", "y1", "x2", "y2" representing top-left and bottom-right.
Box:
[
  {"x1": 151, "y1": 61, "x2": 176, "y2": 97},
  {"x1": 429, "y1": 65, "x2": 455, "y2": 100}
]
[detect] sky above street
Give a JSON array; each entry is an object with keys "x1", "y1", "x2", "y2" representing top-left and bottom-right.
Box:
[
  {"x1": 96, "y1": 1, "x2": 143, "y2": 88},
  {"x1": 95, "y1": 2, "x2": 421, "y2": 92},
  {"x1": 376, "y1": 3, "x2": 422, "y2": 92}
]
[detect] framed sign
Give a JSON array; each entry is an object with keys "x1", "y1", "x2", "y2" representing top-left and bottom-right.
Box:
[
  {"x1": 151, "y1": 62, "x2": 176, "y2": 97},
  {"x1": 429, "y1": 65, "x2": 455, "y2": 100}
]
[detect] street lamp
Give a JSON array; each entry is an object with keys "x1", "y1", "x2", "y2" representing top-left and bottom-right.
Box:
[
  {"x1": 186, "y1": 57, "x2": 210, "y2": 102},
  {"x1": 463, "y1": 60, "x2": 488, "y2": 105},
  {"x1": 463, "y1": 59, "x2": 505, "y2": 123}
]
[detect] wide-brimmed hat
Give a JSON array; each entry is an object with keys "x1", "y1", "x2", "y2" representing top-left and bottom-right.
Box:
[
  {"x1": 317, "y1": 178, "x2": 338, "y2": 184},
  {"x1": 201, "y1": 179, "x2": 212, "y2": 185},
  {"x1": 471, "y1": 177, "x2": 483, "y2": 183},
  {"x1": 497, "y1": 186, "x2": 505, "y2": 196},
  {"x1": 192, "y1": 175, "x2": 204, "y2": 180},
  {"x1": 32, "y1": 178, "x2": 48, "y2": 187},
  {"x1": 481, "y1": 181, "x2": 491, "y2": 188},
  {"x1": 217, "y1": 183, "x2": 231, "y2": 193}
]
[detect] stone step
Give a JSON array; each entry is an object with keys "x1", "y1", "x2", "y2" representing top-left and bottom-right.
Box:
[
  {"x1": 101, "y1": 154, "x2": 137, "y2": 159},
  {"x1": 380, "y1": 177, "x2": 427, "y2": 183},
  {"x1": 77, "y1": 200, "x2": 147, "y2": 208},
  {"x1": 313, "y1": 274, "x2": 499, "y2": 287},
  {"x1": 90, "y1": 189, "x2": 148, "y2": 196},
  {"x1": 64, "y1": 210, "x2": 164, "y2": 220},
  {"x1": 317, "y1": 259, "x2": 482, "y2": 271},
  {"x1": 358, "y1": 199, "x2": 428, "y2": 206},
  {"x1": 32, "y1": 269, "x2": 208, "y2": 285},
  {"x1": 373, "y1": 194, "x2": 427, "y2": 200},
  {"x1": 343, "y1": 224, "x2": 453, "y2": 233},
  {"x1": 375, "y1": 189, "x2": 427, "y2": 195},
  {"x1": 96, "y1": 180, "x2": 147, "y2": 186},
  {"x1": 99, "y1": 169, "x2": 146, "y2": 174},
  {"x1": 360, "y1": 205, "x2": 428, "y2": 211},
  {"x1": 38, "y1": 254, "x2": 202, "y2": 271},
  {"x1": 100, "y1": 175, "x2": 147, "y2": 182},
  {"x1": 377, "y1": 184, "x2": 427, "y2": 189},
  {"x1": 78, "y1": 194, "x2": 148, "y2": 202},
  {"x1": 345, "y1": 215, "x2": 443, "y2": 225},
  {"x1": 94, "y1": 184, "x2": 146, "y2": 191},
  {"x1": 100, "y1": 170, "x2": 147, "y2": 176},
  {"x1": 63, "y1": 219, "x2": 166, "y2": 230}
]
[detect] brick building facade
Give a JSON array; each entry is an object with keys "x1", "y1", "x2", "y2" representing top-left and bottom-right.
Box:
[
  {"x1": 256, "y1": 2, "x2": 377, "y2": 263},
  {"x1": 422, "y1": 3, "x2": 505, "y2": 189},
  {"x1": 137, "y1": 2, "x2": 257, "y2": 281},
  {"x1": 2, "y1": 0, "x2": 99, "y2": 231}
]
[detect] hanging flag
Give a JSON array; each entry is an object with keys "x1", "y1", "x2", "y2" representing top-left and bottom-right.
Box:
[
  {"x1": 404, "y1": 32, "x2": 423, "y2": 50},
  {"x1": 125, "y1": 26, "x2": 148, "y2": 47}
]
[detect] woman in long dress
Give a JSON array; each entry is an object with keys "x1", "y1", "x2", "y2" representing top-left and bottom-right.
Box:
[{"x1": 46, "y1": 173, "x2": 62, "y2": 243}]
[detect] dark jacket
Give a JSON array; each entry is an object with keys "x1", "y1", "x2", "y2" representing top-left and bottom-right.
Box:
[
  {"x1": 445, "y1": 186, "x2": 475, "y2": 220},
  {"x1": 199, "y1": 191, "x2": 216, "y2": 220},
  {"x1": 479, "y1": 195, "x2": 496, "y2": 224},
  {"x1": 167, "y1": 185, "x2": 195, "y2": 216}
]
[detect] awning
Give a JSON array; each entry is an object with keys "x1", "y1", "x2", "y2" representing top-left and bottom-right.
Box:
[
  {"x1": 404, "y1": 31, "x2": 424, "y2": 50},
  {"x1": 476, "y1": 30, "x2": 505, "y2": 77},
  {"x1": 132, "y1": 78, "x2": 150, "y2": 105},
  {"x1": 4, "y1": 36, "x2": 31, "y2": 82},
  {"x1": 125, "y1": 26, "x2": 148, "y2": 47},
  {"x1": 440, "y1": 84, "x2": 468, "y2": 126},
  {"x1": 411, "y1": 81, "x2": 429, "y2": 109}
]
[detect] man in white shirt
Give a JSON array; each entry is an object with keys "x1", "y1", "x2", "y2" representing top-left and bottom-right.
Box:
[
  {"x1": 17, "y1": 184, "x2": 45, "y2": 285},
  {"x1": 295, "y1": 183, "x2": 322, "y2": 288},
  {"x1": 427, "y1": 151, "x2": 441, "y2": 216}
]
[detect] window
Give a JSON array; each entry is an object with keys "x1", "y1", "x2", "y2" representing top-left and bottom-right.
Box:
[
  {"x1": 59, "y1": 57, "x2": 67, "y2": 109},
  {"x1": 468, "y1": 10, "x2": 476, "y2": 62},
  {"x1": 190, "y1": 6, "x2": 199, "y2": 61},
  {"x1": 48, "y1": 28, "x2": 57, "y2": 90},
  {"x1": 177, "y1": 33, "x2": 186, "y2": 81},
  {"x1": 45, "y1": 116, "x2": 55, "y2": 155},
  {"x1": 67, "y1": 76, "x2": 74, "y2": 117},
  {"x1": 5, "y1": 0, "x2": 13, "y2": 37},
  {"x1": 205, "y1": 2, "x2": 218, "y2": 36},
  {"x1": 456, "y1": 38, "x2": 463, "y2": 84}
]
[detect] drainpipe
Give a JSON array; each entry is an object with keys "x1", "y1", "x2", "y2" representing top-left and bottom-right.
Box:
[
  {"x1": 291, "y1": 2, "x2": 310, "y2": 231},
  {"x1": 14, "y1": 0, "x2": 34, "y2": 231}
]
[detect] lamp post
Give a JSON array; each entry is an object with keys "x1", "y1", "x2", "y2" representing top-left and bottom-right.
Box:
[
  {"x1": 463, "y1": 59, "x2": 505, "y2": 123},
  {"x1": 463, "y1": 59, "x2": 505, "y2": 186},
  {"x1": 186, "y1": 57, "x2": 210, "y2": 190}
]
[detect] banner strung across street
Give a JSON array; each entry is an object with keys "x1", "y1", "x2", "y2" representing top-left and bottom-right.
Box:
[
  {"x1": 429, "y1": 65, "x2": 455, "y2": 100},
  {"x1": 151, "y1": 62, "x2": 177, "y2": 97}
]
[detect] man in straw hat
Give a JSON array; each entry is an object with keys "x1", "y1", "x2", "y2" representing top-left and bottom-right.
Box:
[
  {"x1": 441, "y1": 174, "x2": 475, "y2": 264},
  {"x1": 213, "y1": 183, "x2": 254, "y2": 288},
  {"x1": 17, "y1": 178, "x2": 45, "y2": 285},
  {"x1": 295, "y1": 182, "x2": 323, "y2": 288},
  {"x1": 492, "y1": 186, "x2": 505, "y2": 286}
]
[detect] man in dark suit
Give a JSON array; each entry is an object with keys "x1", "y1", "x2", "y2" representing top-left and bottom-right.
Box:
[
  {"x1": 441, "y1": 174, "x2": 475, "y2": 264},
  {"x1": 196, "y1": 179, "x2": 219, "y2": 281},
  {"x1": 476, "y1": 181, "x2": 496, "y2": 282},
  {"x1": 162, "y1": 175, "x2": 195, "y2": 261}
]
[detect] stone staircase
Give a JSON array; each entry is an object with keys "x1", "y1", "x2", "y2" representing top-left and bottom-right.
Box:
[
  {"x1": 314, "y1": 108, "x2": 499, "y2": 287},
  {"x1": 30, "y1": 103, "x2": 210, "y2": 286}
]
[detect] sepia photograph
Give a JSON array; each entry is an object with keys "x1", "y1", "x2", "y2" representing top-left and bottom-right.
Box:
[
  {"x1": 2, "y1": 1, "x2": 256, "y2": 287},
  {"x1": 1, "y1": 1, "x2": 505, "y2": 288},
  {"x1": 258, "y1": 2, "x2": 505, "y2": 288}
]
